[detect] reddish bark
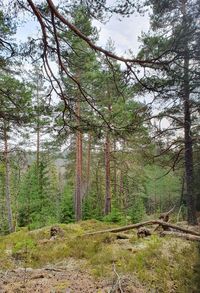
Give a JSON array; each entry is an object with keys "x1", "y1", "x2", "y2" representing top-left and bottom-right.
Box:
[
  {"x1": 86, "y1": 132, "x2": 92, "y2": 193},
  {"x1": 113, "y1": 140, "x2": 117, "y2": 196},
  {"x1": 75, "y1": 101, "x2": 82, "y2": 221}
]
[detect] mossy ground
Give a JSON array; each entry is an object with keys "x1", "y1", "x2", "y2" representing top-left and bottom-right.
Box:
[{"x1": 0, "y1": 220, "x2": 200, "y2": 292}]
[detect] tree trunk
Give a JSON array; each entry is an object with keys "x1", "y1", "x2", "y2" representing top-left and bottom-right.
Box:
[
  {"x1": 86, "y1": 132, "x2": 92, "y2": 194},
  {"x1": 182, "y1": 0, "x2": 197, "y2": 225},
  {"x1": 113, "y1": 140, "x2": 117, "y2": 196},
  {"x1": 95, "y1": 160, "x2": 103, "y2": 215},
  {"x1": 75, "y1": 100, "x2": 82, "y2": 221},
  {"x1": 3, "y1": 122, "x2": 14, "y2": 233},
  {"x1": 183, "y1": 61, "x2": 197, "y2": 224},
  {"x1": 104, "y1": 131, "x2": 111, "y2": 215},
  {"x1": 36, "y1": 83, "x2": 40, "y2": 171},
  {"x1": 119, "y1": 169, "x2": 124, "y2": 208},
  {"x1": 36, "y1": 120, "x2": 40, "y2": 167}
]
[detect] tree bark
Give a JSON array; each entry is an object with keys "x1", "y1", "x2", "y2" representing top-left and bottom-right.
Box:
[
  {"x1": 182, "y1": 0, "x2": 197, "y2": 225},
  {"x1": 75, "y1": 100, "x2": 82, "y2": 221},
  {"x1": 86, "y1": 132, "x2": 92, "y2": 194},
  {"x1": 95, "y1": 160, "x2": 103, "y2": 211},
  {"x1": 3, "y1": 121, "x2": 14, "y2": 233},
  {"x1": 104, "y1": 131, "x2": 111, "y2": 215},
  {"x1": 36, "y1": 85, "x2": 40, "y2": 171},
  {"x1": 113, "y1": 140, "x2": 117, "y2": 196}
]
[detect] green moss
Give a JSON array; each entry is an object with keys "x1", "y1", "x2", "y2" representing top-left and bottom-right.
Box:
[
  {"x1": 0, "y1": 222, "x2": 199, "y2": 292},
  {"x1": 125, "y1": 236, "x2": 200, "y2": 292}
]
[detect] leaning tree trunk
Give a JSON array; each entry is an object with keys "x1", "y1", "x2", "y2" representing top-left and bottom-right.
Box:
[
  {"x1": 75, "y1": 100, "x2": 82, "y2": 221},
  {"x1": 104, "y1": 131, "x2": 111, "y2": 215},
  {"x1": 3, "y1": 122, "x2": 14, "y2": 233},
  {"x1": 182, "y1": 0, "x2": 197, "y2": 225}
]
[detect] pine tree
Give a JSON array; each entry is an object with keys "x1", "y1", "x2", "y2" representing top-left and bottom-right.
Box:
[
  {"x1": 138, "y1": 0, "x2": 200, "y2": 224},
  {"x1": 0, "y1": 9, "x2": 16, "y2": 69},
  {"x1": 54, "y1": 4, "x2": 99, "y2": 221}
]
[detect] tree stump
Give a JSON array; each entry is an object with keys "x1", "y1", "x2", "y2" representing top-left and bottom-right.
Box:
[
  {"x1": 50, "y1": 226, "x2": 64, "y2": 239},
  {"x1": 137, "y1": 227, "x2": 151, "y2": 238}
]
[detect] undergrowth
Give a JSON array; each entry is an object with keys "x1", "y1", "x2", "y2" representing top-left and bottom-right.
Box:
[{"x1": 0, "y1": 220, "x2": 199, "y2": 292}]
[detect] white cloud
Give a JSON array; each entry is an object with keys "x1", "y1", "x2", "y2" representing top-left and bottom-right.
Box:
[{"x1": 93, "y1": 14, "x2": 149, "y2": 56}]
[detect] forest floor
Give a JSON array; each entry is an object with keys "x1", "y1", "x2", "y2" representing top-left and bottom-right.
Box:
[
  {"x1": 0, "y1": 259, "x2": 144, "y2": 292},
  {"x1": 0, "y1": 220, "x2": 200, "y2": 293}
]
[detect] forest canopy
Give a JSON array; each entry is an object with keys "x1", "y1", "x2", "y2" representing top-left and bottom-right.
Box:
[{"x1": 0, "y1": 0, "x2": 199, "y2": 235}]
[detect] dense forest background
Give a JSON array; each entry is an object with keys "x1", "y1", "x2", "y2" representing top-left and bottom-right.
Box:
[{"x1": 0, "y1": 0, "x2": 200, "y2": 235}]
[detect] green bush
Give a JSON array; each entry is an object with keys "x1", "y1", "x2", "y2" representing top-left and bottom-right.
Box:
[
  {"x1": 59, "y1": 185, "x2": 74, "y2": 223},
  {"x1": 129, "y1": 197, "x2": 146, "y2": 223},
  {"x1": 103, "y1": 207, "x2": 125, "y2": 224}
]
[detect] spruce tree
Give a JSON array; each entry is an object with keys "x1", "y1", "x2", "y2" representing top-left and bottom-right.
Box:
[{"x1": 0, "y1": 74, "x2": 32, "y2": 232}]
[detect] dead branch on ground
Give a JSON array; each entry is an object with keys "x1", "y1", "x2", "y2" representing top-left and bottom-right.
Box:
[
  {"x1": 160, "y1": 231, "x2": 200, "y2": 242},
  {"x1": 84, "y1": 220, "x2": 200, "y2": 237}
]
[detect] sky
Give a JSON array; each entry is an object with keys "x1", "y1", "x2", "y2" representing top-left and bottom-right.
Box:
[
  {"x1": 93, "y1": 14, "x2": 149, "y2": 56},
  {"x1": 15, "y1": 2, "x2": 150, "y2": 57}
]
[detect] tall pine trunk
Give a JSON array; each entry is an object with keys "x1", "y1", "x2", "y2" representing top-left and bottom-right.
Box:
[
  {"x1": 183, "y1": 53, "x2": 197, "y2": 224},
  {"x1": 36, "y1": 85, "x2": 40, "y2": 171},
  {"x1": 96, "y1": 160, "x2": 103, "y2": 209},
  {"x1": 113, "y1": 140, "x2": 117, "y2": 197},
  {"x1": 104, "y1": 131, "x2": 111, "y2": 215},
  {"x1": 3, "y1": 121, "x2": 14, "y2": 233},
  {"x1": 75, "y1": 100, "x2": 82, "y2": 221},
  {"x1": 86, "y1": 132, "x2": 92, "y2": 194},
  {"x1": 119, "y1": 169, "x2": 124, "y2": 209},
  {"x1": 182, "y1": 0, "x2": 197, "y2": 225}
]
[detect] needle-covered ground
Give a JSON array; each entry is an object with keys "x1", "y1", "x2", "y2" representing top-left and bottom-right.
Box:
[{"x1": 0, "y1": 220, "x2": 200, "y2": 292}]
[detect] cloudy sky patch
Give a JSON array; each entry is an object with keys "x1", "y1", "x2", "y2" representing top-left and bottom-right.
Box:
[{"x1": 93, "y1": 14, "x2": 149, "y2": 56}]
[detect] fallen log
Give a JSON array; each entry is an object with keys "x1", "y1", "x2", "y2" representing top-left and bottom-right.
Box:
[
  {"x1": 161, "y1": 231, "x2": 200, "y2": 242},
  {"x1": 84, "y1": 220, "x2": 200, "y2": 237}
]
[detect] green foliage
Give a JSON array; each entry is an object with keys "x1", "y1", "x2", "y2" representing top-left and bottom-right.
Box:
[
  {"x1": 129, "y1": 196, "x2": 146, "y2": 223},
  {"x1": 103, "y1": 207, "x2": 125, "y2": 224},
  {"x1": 144, "y1": 164, "x2": 181, "y2": 213},
  {"x1": 0, "y1": 9, "x2": 16, "y2": 66},
  {"x1": 82, "y1": 191, "x2": 103, "y2": 221},
  {"x1": 60, "y1": 185, "x2": 74, "y2": 223},
  {"x1": 0, "y1": 74, "x2": 32, "y2": 124},
  {"x1": 18, "y1": 158, "x2": 60, "y2": 229}
]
